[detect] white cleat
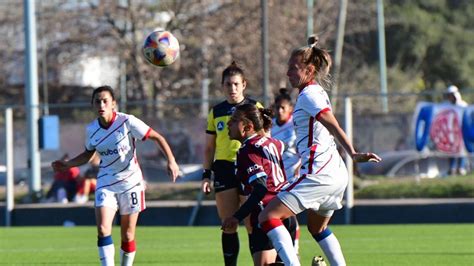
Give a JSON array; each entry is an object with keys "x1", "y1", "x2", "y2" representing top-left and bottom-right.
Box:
[{"x1": 311, "y1": 256, "x2": 327, "y2": 266}]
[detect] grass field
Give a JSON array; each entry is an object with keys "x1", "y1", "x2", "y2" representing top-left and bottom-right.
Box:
[{"x1": 0, "y1": 224, "x2": 473, "y2": 265}]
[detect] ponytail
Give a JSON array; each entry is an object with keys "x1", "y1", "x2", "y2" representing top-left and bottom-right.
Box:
[
  {"x1": 259, "y1": 108, "x2": 274, "y2": 133},
  {"x1": 291, "y1": 35, "x2": 332, "y2": 87}
]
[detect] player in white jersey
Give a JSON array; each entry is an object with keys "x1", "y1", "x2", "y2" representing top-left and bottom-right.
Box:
[
  {"x1": 270, "y1": 88, "x2": 302, "y2": 255},
  {"x1": 271, "y1": 88, "x2": 300, "y2": 183},
  {"x1": 52, "y1": 86, "x2": 180, "y2": 266},
  {"x1": 258, "y1": 36, "x2": 381, "y2": 266}
]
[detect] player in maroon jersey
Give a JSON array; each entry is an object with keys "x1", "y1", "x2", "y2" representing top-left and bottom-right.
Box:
[{"x1": 222, "y1": 103, "x2": 298, "y2": 266}]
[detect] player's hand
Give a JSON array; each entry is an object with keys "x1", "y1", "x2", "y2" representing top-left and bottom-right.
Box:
[
  {"x1": 352, "y1": 152, "x2": 382, "y2": 163},
  {"x1": 201, "y1": 179, "x2": 211, "y2": 194},
  {"x1": 167, "y1": 160, "x2": 180, "y2": 182},
  {"x1": 51, "y1": 160, "x2": 68, "y2": 172},
  {"x1": 221, "y1": 217, "x2": 239, "y2": 232}
]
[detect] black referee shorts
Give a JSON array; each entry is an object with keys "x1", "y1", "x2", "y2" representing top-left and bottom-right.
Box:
[{"x1": 212, "y1": 160, "x2": 240, "y2": 193}]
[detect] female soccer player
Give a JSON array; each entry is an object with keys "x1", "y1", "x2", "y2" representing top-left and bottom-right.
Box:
[
  {"x1": 52, "y1": 85, "x2": 180, "y2": 266},
  {"x1": 258, "y1": 36, "x2": 381, "y2": 266},
  {"x1": 271, "y1": 88, "x2": 300, "y2": 183},
  {"x1": 222, "y1": 103, "x2": 297, "y2": 266},
  {"x1": 270, "y1": 88, "x2": 301, "y2": 254},
  {"x1": 201, "y1": 62, "x2": 263, "y2": 266}
]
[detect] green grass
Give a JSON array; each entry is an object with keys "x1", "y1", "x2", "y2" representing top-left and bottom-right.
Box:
[{"x1": 0, "y1": 224, "x2": 473, "y2": 265}]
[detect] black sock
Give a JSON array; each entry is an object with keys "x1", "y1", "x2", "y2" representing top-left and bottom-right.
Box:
[{"x1": 222, "y1": 232, "x2": 239, "y2": 266}]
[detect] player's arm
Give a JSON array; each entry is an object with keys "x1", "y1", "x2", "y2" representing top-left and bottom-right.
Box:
[
  {"x1": 233, "y1": 177, "x2": 267, "y2": 222},
  {"x1": 221, "y1": 176, "x2": 267, "y2": 231},
  {"x1": 203, "y1": 133, "x2": 216, "y2": 172},
  {"x1": 147, "y1": 129, "x2": 180, "y2": 182},
  {"x1": 202, "y1": 133, "x2": 216, "y2": 193},
  {"x1": 52, "y1": 149, "x2": 95, "y2": 172},
  {"x1": 317, "y1": 111, "x2": 381, "y2": 163}
]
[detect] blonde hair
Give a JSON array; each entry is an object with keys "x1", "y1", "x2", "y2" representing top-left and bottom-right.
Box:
[{"x1": 291, "y1": 35, "x2": 332, "y2": 87}]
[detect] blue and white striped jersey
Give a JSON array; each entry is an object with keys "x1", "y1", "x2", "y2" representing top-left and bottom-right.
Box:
[{"x1": 85, "y1": 112, "x2": 151, "y2": 192}]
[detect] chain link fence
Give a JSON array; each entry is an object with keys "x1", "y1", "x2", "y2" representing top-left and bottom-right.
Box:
[{"x1": 1, "y1": 90, "x2": 473, "y2": 187}]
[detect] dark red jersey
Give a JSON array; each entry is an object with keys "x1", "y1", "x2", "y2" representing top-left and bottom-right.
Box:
[{"x1": 236, "y1": 134, "x2": 288, "y2": 206}]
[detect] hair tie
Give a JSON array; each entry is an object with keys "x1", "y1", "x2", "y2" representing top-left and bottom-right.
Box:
[{"x1": 307, "y1": 35, "x2": 319, "y2": 48}]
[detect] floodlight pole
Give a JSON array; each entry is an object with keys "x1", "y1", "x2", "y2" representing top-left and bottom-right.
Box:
[
  {"x1": 307, "y1": 0, "x2": 314, "y2": 38},
  {"x1": 24, "y1": 0, "x2": 42, "y2": 197},
  {"x1": 377, "y1": 0, "x2": 389, "y2": 113},
  {"x1": 332, "y1": 0, "x2": 348, "y2": 113}
]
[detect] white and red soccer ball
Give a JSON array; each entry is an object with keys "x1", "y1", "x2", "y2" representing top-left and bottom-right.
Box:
[{"x1": 142, "y1": 30, "x2": 180, "y2": 67}]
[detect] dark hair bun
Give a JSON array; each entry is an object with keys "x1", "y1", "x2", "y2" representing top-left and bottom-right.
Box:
[
  {"x1": 279, "y1": 88, "x2": 289, "y2": 95},
  {"x1": 307, "y1": 35, "x2": 319, "y2": 46}
]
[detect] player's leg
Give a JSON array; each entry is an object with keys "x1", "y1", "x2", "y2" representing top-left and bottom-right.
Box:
[
  {"x1": 95, "y1": 206, "x2": 117, "y2": 266},
  {"x1": 119, "y1": 212, "x2": 139, "y2": 266},
  {"x1": 253, "y1": 249, "x2": 278, "y2": 266},
  {"x1": 216, "y1": 188, "x2": 241, "y2": 266},
  {"x1": 294, "y1": 219, "x2": 300, "y2": 256},
  {"x1": 259, "y1": 197, "x2": 300, "y2": 266},
  {"x1": 249, "y1": 225, "x2": 278, "y2": 266},
  {"x1": 307, "y1": 210, "x2": 345, "y2": 266},
  {"x1": 282, "y1": 215, "x2": 299, "y2": 257},
  {"x1": 117, "y1": 185, "x2": 146, "y2": 266}
]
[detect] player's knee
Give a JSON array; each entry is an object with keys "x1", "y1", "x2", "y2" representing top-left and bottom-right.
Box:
[
  {"x1": 97, "y1": 224, "x2": 112, "y2": 237},
  {"x1": 307, "y1": 223, "x2": 326, "y2": 235},
  {"x1": 122, "y1": 232, "x2": 135, "y2": 242}
]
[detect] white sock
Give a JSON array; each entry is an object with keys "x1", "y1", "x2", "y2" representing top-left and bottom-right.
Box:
[
  {"x1": 98, "y1": 244, "x2": 115, "y2": 266},
  {"x1": 120, "y1": 249, "x2": 136, "y2": 266},
  {"x1": 294, "y1": 224, "x2": 300, "y2": 255},
  {"x1": 262, "y1": 219, "x2": 300, "y2": 266},
  {"x1": 315, "y1": 228, "x2": 346, "y2": 266}
]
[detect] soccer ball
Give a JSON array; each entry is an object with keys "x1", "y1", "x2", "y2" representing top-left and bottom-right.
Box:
[{"x1": 142, "y1": 30, "x2": 180, "y2": 67}]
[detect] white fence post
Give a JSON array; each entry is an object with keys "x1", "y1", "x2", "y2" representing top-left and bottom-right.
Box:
[{"x1": 5, "y1": 107, "x2": 14, "y2": 226}]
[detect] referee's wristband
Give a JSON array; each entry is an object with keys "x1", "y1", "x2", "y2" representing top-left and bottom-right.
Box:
[{"x1": 202, "y1": 169, "x2": 212, "y2": 180}]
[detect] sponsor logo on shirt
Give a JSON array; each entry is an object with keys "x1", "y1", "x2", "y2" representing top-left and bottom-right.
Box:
[
  {"x1": 247, "y1": 164, "x2": 263, "y2": 174},
  {"x1": 98, "y1": 144, "x2": 131, "y2": 156},
  {"x1": 217, "y1": 121, "x2": 225, "y2": 131}
]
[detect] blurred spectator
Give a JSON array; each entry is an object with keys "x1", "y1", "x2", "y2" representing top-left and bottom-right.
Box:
[
  {"x1": 444, "y1": 85, "x2": 468, "y2": 175},
  {"x1": 45, "y1": 153, "x2": 80, "y2": 203},
  {"x1": 444, "y1": 85, "x2": 467, "y2": 107},
  {"x1": 74, "y1": 153, "x2": 99, "y2": 203}
]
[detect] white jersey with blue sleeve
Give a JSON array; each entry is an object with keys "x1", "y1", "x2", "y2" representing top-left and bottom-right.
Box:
[
  {"x1": 85, "y1": 112, "x2": 151, "y2": 193},
  {"x1": 293, "y1": 84, "x2": 337, "y2": 175},
  {"x1": 271, "y1": 116, "x2": 300, "y2": 181}
]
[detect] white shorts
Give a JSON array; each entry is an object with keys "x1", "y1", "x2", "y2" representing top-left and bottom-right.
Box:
[
  {"x1": 95, "y1": 182, "x2": 146, "y2": 215},
  {"x1": 278, "y1": 151, "x2": 348, "y2": 217}
]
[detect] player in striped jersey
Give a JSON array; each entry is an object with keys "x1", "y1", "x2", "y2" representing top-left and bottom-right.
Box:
[
  {"x1": 222, "y1": 104, "x2": 297, "y2": 266},
  {"x1": 271, "y1": 88, "x2": 300, "y2": 183},
  {"x1": 52, "y1": 86, "x2": 179, "y2": 266},
  {"x1": 270, "y1": 88, "x2": 301, "y2": 255},
  {"x1": 201, "y1": 62, "x2": 263, "y2": 266},
  {"x1": 258, "y1": 36, "x2": 381, "y2": 266}
]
